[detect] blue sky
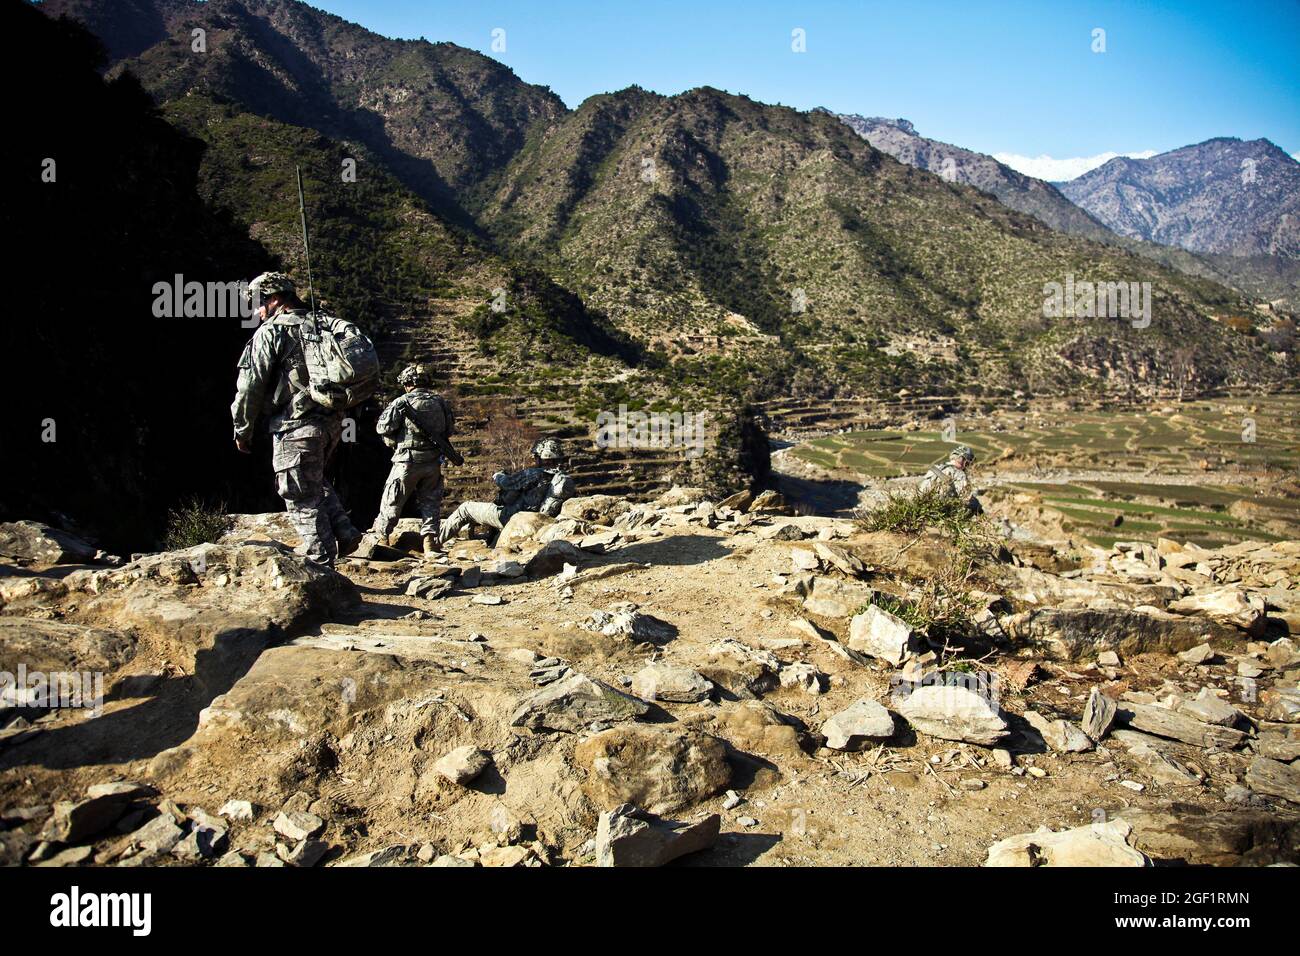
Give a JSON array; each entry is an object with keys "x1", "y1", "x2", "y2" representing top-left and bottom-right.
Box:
[{"x1": 315, "y1": 0, "x2": 1300, "y2": 177}]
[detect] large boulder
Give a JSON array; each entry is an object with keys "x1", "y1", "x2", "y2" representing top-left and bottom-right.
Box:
[
  {"x1": 581, "y1": 608, "x2": 676, "y2": 643},
  {"x1": 713, "y1": 701, "x2": 807, "y2": 761},
  {"x1": 1023, "y1": 710, "x2": 1093, "y2": 753},
  {"x1": 495, "y1": 512, "x2": 554, "y2": 553},
  {"x1": 560, "y1": 495, "x2": 632, "y2": 526},
  {"x1": 630, "y1": 662, "x2": 713, "y2": 703},
  {"x1": 821, "y1": 699, "x2": 895, "y2": 751},
  {"x1": 787, "y1": 575, "x2": 878, "y2": 620},
  {"x1": 847, "y1": 605, "x2": 914, "y2": 666},
  {"x1": 703, "y1": 639, "x2": 780, "y2": 695},
  {"x1": 524, "y1": 539, "x2": 586, "y2": 578},
  {"x1": 0, "y1": 520, "x2": 98, "y2": 565},
  {"x1": 575, "y1": 725, "x2": 730, "y2": 815}
]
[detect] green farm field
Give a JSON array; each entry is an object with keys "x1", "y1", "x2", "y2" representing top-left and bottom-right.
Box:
[{"x1": 787, "y1": 394, "x2": 1300, "y2": 549}]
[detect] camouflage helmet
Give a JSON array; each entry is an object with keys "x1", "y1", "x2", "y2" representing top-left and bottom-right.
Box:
[
  {"x1": 397, "y1": 364, "x2": 433, "y2": 387},
  {"x1": 951, "y1": 444, "x2": 976, "y2": 464},
  {"x1": 246, "y1": 271, "x2": 296, "y2": 303},
  {"x1": 532, "y1": 438, "x2": 565, "y2": 461}
]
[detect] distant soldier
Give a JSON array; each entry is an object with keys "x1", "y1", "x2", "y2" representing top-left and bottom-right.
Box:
[
  {"x1": 231, "y1": 271, "x2": 364, "y2": 566},
  {"x1": 439, "y1": 438, "x2": 576, "y2": 545},
  {"x1": 919, "y1": 444, "x2": 981, "y2": 512},
  {"x1": 368, "y1": 364, "x2": 461, "y2": 557}
]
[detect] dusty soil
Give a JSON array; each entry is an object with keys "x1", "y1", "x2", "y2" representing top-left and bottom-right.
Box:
[{"x1": 4, "y1": 504, "x2": 1296, "y2": 867}]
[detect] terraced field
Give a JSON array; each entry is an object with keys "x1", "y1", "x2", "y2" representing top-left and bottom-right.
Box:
[{"x1": 786, "y1": 394, "x2": 1300, "y2": 548}]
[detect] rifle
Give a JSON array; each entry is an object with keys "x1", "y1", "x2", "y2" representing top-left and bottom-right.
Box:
[
  {"x1": 295, "y1": 165, "x2": 318, "y2": 315},
  {"x1": 401, "y1": 402, "x2": 464, "y2": 467}
]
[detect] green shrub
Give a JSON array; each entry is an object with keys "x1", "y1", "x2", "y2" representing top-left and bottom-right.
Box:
[
  {"x1": 857, "y1": 487, "x2": 998, "y2": 559},
  {"x1": 162, "y1": 498, "x2": 233, "y2": 550}
]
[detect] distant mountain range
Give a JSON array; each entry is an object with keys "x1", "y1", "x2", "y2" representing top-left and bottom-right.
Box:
[
  {"x1": 36, "y1": 0, "x2": 1295, "y2": 405},
  {"x1": 834, "y1": 113, "x2": 1300, "y2": 305},
  {"x1": 1059, "y1": 138, "x2": 1300, "y2": 259}
]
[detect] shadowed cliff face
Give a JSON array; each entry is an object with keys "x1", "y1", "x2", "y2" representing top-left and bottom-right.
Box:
[{"x1": 0, "y1": 2, "x2": 397, "y2": 552}]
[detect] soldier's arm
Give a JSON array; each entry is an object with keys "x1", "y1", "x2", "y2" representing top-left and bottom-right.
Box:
[
  {"x1": 230, "y1": 327, "x2": 280, "y2": 443},
  {"x1": 538, "y1": 472, "x2": 576, "y2": 517},
  {"x1": 494, "y1": 467, "x2": 538, "y2": 491},
  {"x1": 375, "y1": 396, "x2": 406, "y2": 437}
]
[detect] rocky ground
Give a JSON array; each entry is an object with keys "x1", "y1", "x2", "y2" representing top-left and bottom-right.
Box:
[{"x1": 1, "y1": 486, "x2": 1298, "y2": 868}]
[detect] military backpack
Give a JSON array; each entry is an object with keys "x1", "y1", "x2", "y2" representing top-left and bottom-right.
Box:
[{"x1": 282, "y1": 311, "x2": 380, "y2": 410}]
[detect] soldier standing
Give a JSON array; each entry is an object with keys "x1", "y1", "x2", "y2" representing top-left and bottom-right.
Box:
[
  {"x1": 231, "y1": 271, "x2": 363, "y2": 566},
  {"x1": 368, "y1": 364, "x2": 460, "y2": 557},
  {"x1": 439, "y1": 438, "x2": 575, "y2": 545}
]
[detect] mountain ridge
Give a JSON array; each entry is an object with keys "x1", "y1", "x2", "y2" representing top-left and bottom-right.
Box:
[
  {"x1": 38, "y1": 0, "x2": 1295, "y2": 404},
  {"x1": 1059, "y1": 137, "x2": 1300, "y2": 259}
]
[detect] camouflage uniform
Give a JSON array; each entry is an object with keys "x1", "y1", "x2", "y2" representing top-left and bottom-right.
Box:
[
  {"x1": 439, "y1": 441, "x2": 576, "y2": 543},
  {"x1": 919, "y1": 445, "x2": 980, "y2": 512},
  {"x1": 372, "y1": 378, "x2": 454, "y2": 539},
  {"x1": 919, "y1": 461, "x2": 971, "y2": 499},
  {"x1": 231, "y1": 275, "x2": 359, "y2": 565}
]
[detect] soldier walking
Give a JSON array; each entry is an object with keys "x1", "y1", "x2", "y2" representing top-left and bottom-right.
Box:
[
  {"x1": 368, "y1": 364, "x2": 460, "y2": 557},
  {"x1": 231, "y1": 271, "x2": 363, "y2": 566}
]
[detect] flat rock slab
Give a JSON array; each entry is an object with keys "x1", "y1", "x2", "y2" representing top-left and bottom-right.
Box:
[
  {"x1": 511, "y1": 673, "x2": 649, "y2": 733},
  {"x1": 0, "y1": 617, "x2": 136, "y2": 677},
  {"x1": 1001, "y1": 606, "x2": 1233, "y2": 662},
  {"x1": 895, "y1": 682, "x2": 1008, "y2": 746},
  {"x1": 1110, "y1": 730, "x2": 1206, "y2": 786},
  {"x1": 1123, "y1": 806, "x2": 1300, "y2": 866},
  {"x1": 1246, "y1": 757, "x2": 1300, "y2": 805},
  {"x1": 595, "y1": 804, "x2": 721, "y2": 867},
  {"x1": 1120, "y1": 703, "x2": 1247, "y2": 750},
  {"x1": 985, "y1": 819, "x2": 1149, "y2": 867},
  {"x1": 1176, "y1": 690, "x2": 1244, "y2": 727}
]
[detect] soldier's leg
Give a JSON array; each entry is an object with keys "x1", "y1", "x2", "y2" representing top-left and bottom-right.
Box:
[
  {"x1": 272, "y1": 426, "x2": 334, "y2": 564},
  {"x1": 411, "y1": 467, "x2": 444, "y2": 555},
  {"x1": 318, "y1": 422, "x2": 360, "y2": 547},
  {"x1": 439, "y1": 500, "x2": 503, "y2": 543},
  {"x1": 412, "y1": 467, "x2": 444, "y2": 537},
  {"x1": 372, "y1": 463, "x2": 416, "y2": 539}
]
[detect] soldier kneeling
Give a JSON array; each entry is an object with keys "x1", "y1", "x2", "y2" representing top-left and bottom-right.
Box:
[
  {"x1": 439, "y1": 439, "x2": 575, "y2": 546},
  {"x1": 919, "y1": 444, "x2": 982, "y2": 514}
]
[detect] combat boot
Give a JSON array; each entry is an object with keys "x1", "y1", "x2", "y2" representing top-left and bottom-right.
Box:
[{"x1": 422, "y1": 534, "x2": 440, "y2": 557}]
